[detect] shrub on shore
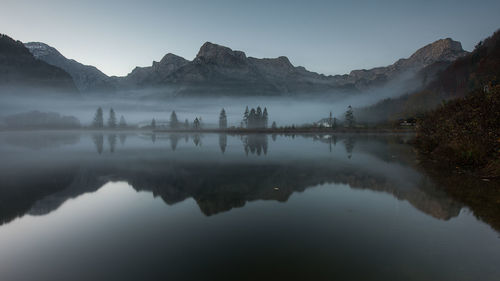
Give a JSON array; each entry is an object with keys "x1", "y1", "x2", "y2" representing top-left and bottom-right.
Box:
[{"x1": 416, "y1": 85, "x2": 500, "y2": 177}]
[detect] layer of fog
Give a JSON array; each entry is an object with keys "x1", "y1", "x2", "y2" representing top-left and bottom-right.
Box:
[{"x1": 0, "y1": 71, "x2": 422, "y2": 127}]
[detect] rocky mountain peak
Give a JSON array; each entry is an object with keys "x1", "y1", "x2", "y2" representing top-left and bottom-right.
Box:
[
  {"x1": 24, "y1": 42, "x2": 60, "y2": 59},
  {"x1": 398, "y1": 38, "x2": 468, "y2": 69},
  {"x1": 195, "y1": 42, "x2": 247, "y2": 66},
  {"x1": 347, "y1": 38, "x2": 468, "y2": 85}
]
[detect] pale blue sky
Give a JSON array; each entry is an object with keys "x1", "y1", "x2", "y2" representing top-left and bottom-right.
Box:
[{"x1": 1, "y1": 0, "x2": 499, "y2": 76}]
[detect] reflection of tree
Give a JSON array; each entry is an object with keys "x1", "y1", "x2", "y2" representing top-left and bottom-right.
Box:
[
  {"x1": 151, "y1": 133, "x2": 156, "y2": 143},
  {"x1": 108, "y1": 134, "x2": 117, "y2": 153},
  {"x1": 92, "y1": 134, "x2": 104, "y2": 154},
  {"x1": 272, "y1": 134, "x2": 277, "y2": 142},
  {"x1": 312, "y1": 134, "x2": 338, "y2": 152},
  {"x1": 170, "y1": 134, "x2": 179, "y2": 151},
  {"x1": 329, "y1": 135, "x2": 338, "y2": 152},
  {"x1": 184, "y1": 135, "x2": 189, "y2": 143},
  {"x1": 344, "y1": 137, "x2": 355, "y2": 159},
  {"x1": 243, "y1": 134, "x2": 268, "y2": 156},
  {"x1": 119, "y1": 134, "x2": 127, "y2": 146},
  {"x1": 1, "y1": 134, "x2": 471, "y2": 225},
  {"x1": 219, "y1": 134, "x2": 227, "y2": 153},
  {"x1": 193, "y1": 134, "x2": 201, "y2": 147}
]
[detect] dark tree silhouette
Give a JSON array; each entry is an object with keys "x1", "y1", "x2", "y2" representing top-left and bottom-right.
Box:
[
  {"x1": 245, "y1": 106, "x2": 269, "y2": 129},
  {"x1": 271, "y1": 121, "x2": 277, "y2": 129},
  {"x1": 219, "y1": 134, "x2": 227, "y2": 153},
  {"x1": 256, "y1": 106, "x2": 262, "y2": 127},
  {"x1": 263, "y1": 107, "x2": 268, "y2": 128},
  {"x1": 170, "y1": 134, "x2": 179, "y2": 151},
  {"x1": 170, "y1": 111, "x2": 179, "y2": 129},
  {"x1": 151, "y1": 118, "x2": 156, "y2": 129},
  {"x1": 219, "y1": 108, "x2": 227, "y2": 129},
  {"x1": 119, "y1": 115, "x2": 127, "y2": 128},
  {"x1": 184, "y1": 119, "x2": 189, "y2": 129},
  {"x1": 344, "y1": 105, "x2": 355, "y2": 128},
  {"x1": 243, "y1": 106, "x2": 249, "y2": 128},
  {"x1": 344, "y1": 137, "x2": 356, "y2": 159},
  {"x1": 243, "y1": 134, "x2": 268, "y2": 156},
  {"x1": 193, "y1": 117, "x2": 200, "y2": 129},
  {"x1": 108, "y1": 134, "x2": 117, "y2": 153},
  {"x1": 193, "y1": 134, "x2": 201, "y2": 146},
  {"x1": 92, "y1": 107, "x2": 104, "y2": 129},
  {"x1": 248, "y1": 108, "x2": 256, "y2": 128},
  {"x1": 108, "y1": 108, "x2": 117, "y2": 129},
  {"x1": 92, "y1": 134, "x2": 104, "y2": 154},
  {"x1": 119, "y1": 134, "x2": 127, "y2": 146}
]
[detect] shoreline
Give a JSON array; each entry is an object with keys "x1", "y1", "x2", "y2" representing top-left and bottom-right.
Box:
[
  {"x1": 152, "y1": 128, "x2": 416, "y2": 134},
  {"x1": 0, "y1": 128, "x2": 416, "y2": 134}
]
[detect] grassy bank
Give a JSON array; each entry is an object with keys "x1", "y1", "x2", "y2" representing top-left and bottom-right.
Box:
[{"x1": 416, "y1": 85, "x2": 500, "y2": 178}]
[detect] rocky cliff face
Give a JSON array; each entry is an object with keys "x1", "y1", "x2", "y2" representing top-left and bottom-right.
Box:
[
  {"x1": 118, "y1": 42, "x2": 341, "y2": 95},
  {"x1": 25, "y1": 42, "x2": 114, "y2": 93},
  {"x1": 122, "y1": 53, "x2": 189, "y2": 87},
  {"x1": 345, "y1": 38, "x2": 468, "y2": 89},
  {"x1": 0, "y1": 34, "x2": 78, "y2": 95}
]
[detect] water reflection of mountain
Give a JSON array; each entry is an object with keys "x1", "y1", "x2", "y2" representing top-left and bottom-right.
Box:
[{"x1": 0, "y1": 132, "x2": 467, "y2": 227}]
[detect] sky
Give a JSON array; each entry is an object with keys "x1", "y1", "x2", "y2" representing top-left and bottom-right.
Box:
[{"x1": 1, "y1": 0, "x2": 499, "y2": 77}]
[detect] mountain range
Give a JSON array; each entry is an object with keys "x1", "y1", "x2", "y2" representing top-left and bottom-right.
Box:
[{"x1": 0, "y1": 33, "x2": 468, "y2": 96}]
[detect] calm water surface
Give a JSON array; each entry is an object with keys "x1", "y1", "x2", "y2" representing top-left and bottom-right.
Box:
[{"x1": 0, "y1": 131, "x2": 499, "y2": 281}]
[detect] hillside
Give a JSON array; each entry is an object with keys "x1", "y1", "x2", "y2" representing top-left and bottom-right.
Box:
[
  {"x1": 415, "y1": 85, "x2": 500, "y2": 177},
  {"x1": 25, "y1": 42, "x2": 115, "y2": 93},
  {"x1": 358, "y1": 29, "x2": 500, "y2": 123},
  {"x1": 0, "y1": 34, "x2": 78, "y2": 95}
]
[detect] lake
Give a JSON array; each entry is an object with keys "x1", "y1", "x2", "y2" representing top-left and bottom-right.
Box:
[{"x1": 0, "y1": 131, "x2": 499, "y2": 281}]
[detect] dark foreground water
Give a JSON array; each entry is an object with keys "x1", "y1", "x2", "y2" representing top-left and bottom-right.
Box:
[{"x1": 0, "y1": 131, "x2": 499, "y2": 281}]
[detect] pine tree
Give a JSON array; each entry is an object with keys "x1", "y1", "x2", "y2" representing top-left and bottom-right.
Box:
[
  {"x1": 108, "y1": 108, "x2": 117, "y2": 129},
  {"x1": 92, "y1": 107, "x2": 104, "y2": 129},
  {"x1": 271, "y1": 121, "x2": 277, "y2": 129},
  {"x1": 184, "y1": 119, "x2": 189, "y2": 129},
  {"x1": 263, "y1": 107, "x2": 268, "y2": 128},
  {"x1": 248, "y1": 108, "x2": 256, "y2": 129},
  {"x1": 256, "y1": 106, "x2": 263, "y2": 127},
  {"x1": 193, "y1": 117, "x2": 200, "y2": 129},
  {"x1": 219, "y1": 108, "x2": 227, "y2": 129},
  {"x1": 170, "y1": 111, "x2": 179, "y2": 129},
  {"x1": 151, "y1": 118, "x2": 156, "y2": 129},
  {"x1": 119, "y1": 115, "x2": 127, "y2": 128},
  {"x1": 243, "y1": 106, "x2": 249, "y2": 128},
  {"x1": 344, "y1": 105, "x2": 355, "y2": 128}
]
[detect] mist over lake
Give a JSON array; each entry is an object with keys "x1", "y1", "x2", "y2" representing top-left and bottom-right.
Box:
[{"x1": 2, "y1": 1, "x2": 500, "y2": 280}]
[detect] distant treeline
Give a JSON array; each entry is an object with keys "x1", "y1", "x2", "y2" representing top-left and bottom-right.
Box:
[{"x1": 0, "y1": 111, "x2": 80, "y2": 129}]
